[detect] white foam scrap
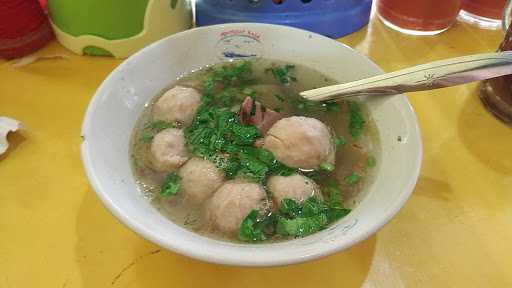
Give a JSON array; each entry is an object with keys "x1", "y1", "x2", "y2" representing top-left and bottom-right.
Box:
[
  {"x1": 9, "y1": 54, "x2": 69, "y2": 68},
  {"x1": 0, "y1": 117, "x2": 23, "y2": 155}
]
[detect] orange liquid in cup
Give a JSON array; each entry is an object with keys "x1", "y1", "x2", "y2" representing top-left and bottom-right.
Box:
[
  {"x1": 377, "y1": 0, "x2": 461, "y2": 32},
  {"x1": 461, "y1": 0, "x2": 505, "y2": 20}
]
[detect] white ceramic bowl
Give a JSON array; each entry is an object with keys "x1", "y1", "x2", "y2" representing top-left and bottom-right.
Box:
[{"x1": 81, "y1": 23, "x2": 422, "y2": 266}]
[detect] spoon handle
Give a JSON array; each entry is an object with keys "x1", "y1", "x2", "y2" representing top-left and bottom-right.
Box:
[{"x1": 300, "y1": 51, "x2": 512, "y2": 101}]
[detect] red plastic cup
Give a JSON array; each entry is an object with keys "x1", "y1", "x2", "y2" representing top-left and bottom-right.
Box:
[
  {"x1": 459, "y1": 0, "x2": 506, "y2": 29},
  {"x1": 0, "y1": 0, "x2": 54, "y2": 59},
  {"x1": 377, "y1": 0, "x2": 462, "y2": 35}
]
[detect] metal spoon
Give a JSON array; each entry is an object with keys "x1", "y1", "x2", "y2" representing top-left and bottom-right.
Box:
[{"x1": 300, "y1": 51, "x2": 512, "y2": 101}]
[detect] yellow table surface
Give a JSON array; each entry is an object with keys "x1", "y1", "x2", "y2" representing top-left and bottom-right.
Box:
[{"x1": 1, "y1": 16, "x2": 511, "y2": 288}]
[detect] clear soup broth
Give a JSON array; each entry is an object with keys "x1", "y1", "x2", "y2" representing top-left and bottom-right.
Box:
[{"x1": 131, "y1": 59, "x2": 379, "y2": 243}]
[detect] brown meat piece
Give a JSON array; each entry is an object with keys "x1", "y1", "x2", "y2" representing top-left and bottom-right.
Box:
[{"x1": 239, "y1": 96, "x2": 283, "y2": 135}]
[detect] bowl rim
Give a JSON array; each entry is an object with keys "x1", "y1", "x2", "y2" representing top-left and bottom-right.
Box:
[{"x1": 81, "y1": 22, "x2": 422, "y2": 266}]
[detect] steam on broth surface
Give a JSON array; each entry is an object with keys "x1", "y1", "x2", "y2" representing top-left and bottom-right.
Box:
[{"x1": 130, "y1": 59, "x2": 378, "y2": 243}]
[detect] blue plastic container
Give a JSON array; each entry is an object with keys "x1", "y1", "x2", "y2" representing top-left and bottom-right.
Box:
[{"x1": 196, "y1": 0, "x2": 372, "y2": 38}]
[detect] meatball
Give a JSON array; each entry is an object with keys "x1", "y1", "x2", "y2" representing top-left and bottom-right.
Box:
[
  {"x1": 152, "y1": 86, "x2": 201, "y2": 127},
  {"x1": 178, "y1": 158, "x2": 225, "y2": 204},
  {"x1": 268, "y1": 174, "x2": 321, "y2": 208},
  {"x1": 150, "y1": 128, "x2": 189, "y2": 172},
  {"x1": 263, "y1": 116, "x2": 335, "y2": 169},
  {"x1": 205, "y1": 181, "x2": 267, "y2": 235}
]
